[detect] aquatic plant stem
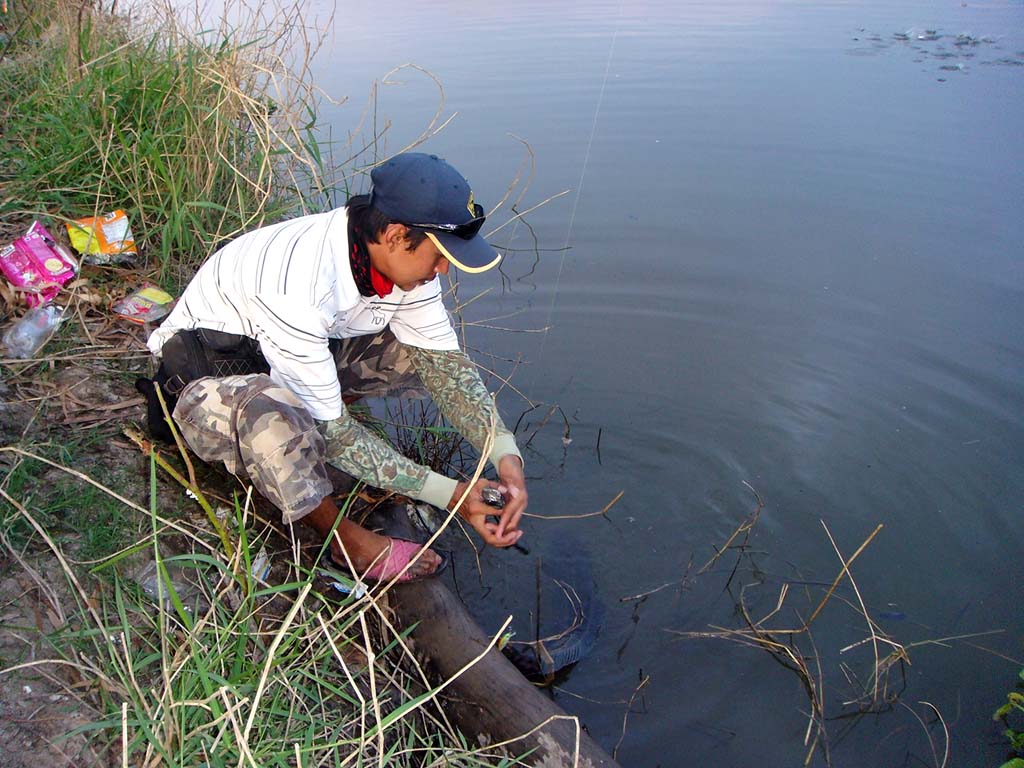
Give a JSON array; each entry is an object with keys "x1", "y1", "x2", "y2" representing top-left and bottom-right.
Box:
[
  {"x1": 821, "y1": 520, "x2": 883, "y2": 704},
  {"x1": 613, "y1": 673, "x2": 650, "y2": 760},
  {"x1": 523, "y1": 489, "x2": 624, "y2": 521}
]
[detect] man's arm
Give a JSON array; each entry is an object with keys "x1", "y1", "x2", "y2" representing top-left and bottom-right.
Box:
[
  {"x1": 400, "y1": 344, "x2": 521, "y2": 466},
  {"x1": 401, "y1": 344, "x2": 527, "y2": 546},
  {"x1": 317, "y1": 411, "x2": 457, "y2": 509}
]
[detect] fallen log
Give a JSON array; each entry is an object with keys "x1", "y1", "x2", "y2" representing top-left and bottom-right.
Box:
[
  {"x1": 389, "y1": 576, "x2": 622, "y2": 767},
  {"x1": 361, "y1": 501, "x2": 621, "y2": 766}
]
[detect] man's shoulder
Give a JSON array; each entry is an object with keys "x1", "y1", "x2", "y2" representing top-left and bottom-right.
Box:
[{"x1": 246, "y1": 207, "x2": 347, "y2": 242}]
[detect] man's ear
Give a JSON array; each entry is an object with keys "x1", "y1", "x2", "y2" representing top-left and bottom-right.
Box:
[{"x1": 382, "y1": 222, "x2": 409, "y2": 251}]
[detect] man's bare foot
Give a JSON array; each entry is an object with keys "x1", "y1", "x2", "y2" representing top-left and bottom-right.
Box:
[{"x1": 301, "y1": 496, "x2": 442, "y2": 580}]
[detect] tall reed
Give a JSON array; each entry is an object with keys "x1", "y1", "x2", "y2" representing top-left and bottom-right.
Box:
[{"x1": 0, "y1": 0, "x2": 332, "y2": 281}]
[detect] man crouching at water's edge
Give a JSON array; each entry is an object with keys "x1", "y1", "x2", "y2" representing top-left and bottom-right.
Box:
[{"x1": 138, "y1": 152, "x2": 527, "y2": 581}]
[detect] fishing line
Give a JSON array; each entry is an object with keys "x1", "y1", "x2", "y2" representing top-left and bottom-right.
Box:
[{"x1": 535, "y1": 6, "x2": 622, "y2": 369}]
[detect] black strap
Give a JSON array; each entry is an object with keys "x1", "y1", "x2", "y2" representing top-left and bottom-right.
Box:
[{"x1": 136, "y1": 330, "x2": 270, "y2": 441}]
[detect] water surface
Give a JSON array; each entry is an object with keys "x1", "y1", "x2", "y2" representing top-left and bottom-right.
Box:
[{"x1": 307, "y1": 1, "x2": 1024, "y2": 764}]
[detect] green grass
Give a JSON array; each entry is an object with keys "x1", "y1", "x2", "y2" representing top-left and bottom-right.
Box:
[
  {"x1": 0, "y1": 388, "x2": 511, "y2": 765},
  {"x1": 996, "y1": 668, "x2": 1024, "y2": 767},
  {"x1": 1, "y1": 451, "x2": 514, "y2": 765},
  {"x1": 0, "y1": 0, "x2": 330, "y2": 282},
  {"x1": 0, "y1": 434, "x2": 146, "y2": 560}
]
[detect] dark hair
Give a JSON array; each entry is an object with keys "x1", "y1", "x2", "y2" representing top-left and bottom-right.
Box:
[{"x1": 345, "y1": 193, "x2": 428, "y2": 250}]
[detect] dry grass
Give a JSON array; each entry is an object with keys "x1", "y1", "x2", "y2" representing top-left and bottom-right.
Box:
[{"x1": 0, "y1": 407, "x2": 528, "y2": 766}]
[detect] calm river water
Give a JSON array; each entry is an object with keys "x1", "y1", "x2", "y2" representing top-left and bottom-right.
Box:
[{"x1": 300, "y1": 0, "x2": 1024, "y2": 764}]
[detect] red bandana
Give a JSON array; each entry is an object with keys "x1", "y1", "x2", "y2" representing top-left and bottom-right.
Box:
[
  {"x1": 349, "y1": 222, "x2": 394, "y2": 297},
  {"x1": 370, "y1": 265, "x2": 394, "y2": 297}
]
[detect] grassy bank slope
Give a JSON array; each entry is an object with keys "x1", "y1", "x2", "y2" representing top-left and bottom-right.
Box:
[{"x1": 0, "y1": 2, "x2": 516, "y2": 765}]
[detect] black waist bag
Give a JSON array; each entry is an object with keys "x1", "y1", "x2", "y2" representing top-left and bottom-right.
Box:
[{"x1": 136, "y1": 329, "x2": 270, "y2": 442}]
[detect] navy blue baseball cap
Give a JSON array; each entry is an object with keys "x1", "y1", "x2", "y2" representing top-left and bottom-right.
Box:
[{"x1": 369, "y1": 153, "x2": 501, "y2": 273}]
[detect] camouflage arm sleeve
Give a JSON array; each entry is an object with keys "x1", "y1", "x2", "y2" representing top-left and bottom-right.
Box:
[
  {"x1": 401, "y1": 344, "x2": 522, "y2": 467},
  {"x1": 317, "y1": 410, "x2": 432, "y2": 497}
]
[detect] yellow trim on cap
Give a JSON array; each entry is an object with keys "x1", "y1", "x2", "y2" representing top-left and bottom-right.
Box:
[{"x1": 426, "y1": 232, "x2": 501, "y2": 273}]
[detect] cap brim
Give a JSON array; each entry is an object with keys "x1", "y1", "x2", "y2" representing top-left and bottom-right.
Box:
[{"x1": 426, "y1": 231, "x2": 501, "y2": 273}]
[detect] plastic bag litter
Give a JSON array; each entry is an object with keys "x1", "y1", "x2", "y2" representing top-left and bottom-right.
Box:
[
  {"x1": 0, "y1": 221, "x2": 77, "y2": 307},
  {"x1": 132, "y1": 559, "x2": 209, "y2": 617},
  {"x1": 67, "y1": 209, "x2": 137, "y2": 265},
  {"x1": 111, "y1": 283, "x2": 174, "y2": 324},
  {"x1": 250, "y1": 547, "x2": 271, "y2": 583}
]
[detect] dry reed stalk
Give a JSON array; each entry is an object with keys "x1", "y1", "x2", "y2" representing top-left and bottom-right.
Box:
[
  {"x1": 698, "y1": 480, "x2": 764, "y2": 575},
  {"x1": 613, "y1": 673, "x2": 650, "y2": 760},
  {"x1": 487, "y1": 133, "x2": 537, "y2": 222},
  {"x1": 669, "y1": 511, "x2": 913, "y2": 766},
  {"x1": 524, "y1": 489, "x2": 624, "y2": 521},
  {"x1": 485, "y1": 189, "x2": 573, "y2": 240},
  {"x1": 461, "y1": 350, "x2": 537, "y2": 407},
  {"x1": 903, "y1": 700, "x2": 950, "y2": 768}
]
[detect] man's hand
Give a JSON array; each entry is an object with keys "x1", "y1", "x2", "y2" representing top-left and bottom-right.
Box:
[
  {"x1": 448, "y1": 458, "x2": 527, "y2": 548},
  {"x1": 496, "y1": 454, "x2": 527, "y2": 540}
]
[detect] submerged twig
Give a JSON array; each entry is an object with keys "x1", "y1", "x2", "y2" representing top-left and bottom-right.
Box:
[
  {"x1": 613, "y1": 673, "x2": 650, "y2": 759},
  {"x1": 698, "y1": 480, "x2": 764, "y2": 576}
]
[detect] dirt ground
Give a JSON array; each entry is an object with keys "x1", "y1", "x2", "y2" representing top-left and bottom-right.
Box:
[
  {"x1": 1, "y1": 301, "x2": 164, "y2": 766},
  {"x1": 0, "y1": 570, "x2": 108, "y2": 767},
  {"x1": 0, "y1": 306, "x2": 403, "y2": 765}
]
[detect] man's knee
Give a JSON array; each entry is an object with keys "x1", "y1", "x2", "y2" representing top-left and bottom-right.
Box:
[
  {"x1": 174, "y1": 373, "x2": 330, "y2": 519},
  {"x1": 172, "y1": 374, "x2": 274, "y2": 469},
  {"x1": 235, "y1": 380, "x2": 331, "y2": 521},
  {"x1": 239, "y1": 386, "x2": 326, "y2": 467},
  {"x1": 173, "y1": 373, "x2": 318, "y2": 469}
]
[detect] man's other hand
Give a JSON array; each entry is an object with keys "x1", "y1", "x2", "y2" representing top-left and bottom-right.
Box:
[{"x1": 495, "y1": 454, "x2": 527, "y2": 541}]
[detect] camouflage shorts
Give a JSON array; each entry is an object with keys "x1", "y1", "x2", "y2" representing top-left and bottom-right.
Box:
[
  {"x1": 331, "y1": 329, "x2": 424, "y2": 401},
  {"x1": 173, "y1": 329, "x2": 422, "y2": 523}
]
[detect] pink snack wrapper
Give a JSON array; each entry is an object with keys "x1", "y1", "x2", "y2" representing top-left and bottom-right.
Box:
[{"x1": 0, "y1": 221, "x2": 78, "y2": 307}]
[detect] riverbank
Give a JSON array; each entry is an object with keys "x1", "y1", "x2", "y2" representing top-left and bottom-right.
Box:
[{"x1": 0, "y1": 2, "x2": 524, "y2": 764}]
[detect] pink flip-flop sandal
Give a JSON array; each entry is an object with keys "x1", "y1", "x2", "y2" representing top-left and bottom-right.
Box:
[{"x1": 335, "y1": 538, "x2": 448, "y2": 584}]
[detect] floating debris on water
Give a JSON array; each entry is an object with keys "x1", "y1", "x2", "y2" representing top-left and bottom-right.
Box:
[
  {"x1": 953, "y1": 33, "x2": 994, "y2": 47},
  {"x1": 847, "y1": 25, "x2": 1023, "y2": 75},
  {"x1": 984, "y1": 57, "x2": 1024, "y2": 67},
  {"x1": 878, "y1": 610, "x2": 908, "y2": 621}
]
